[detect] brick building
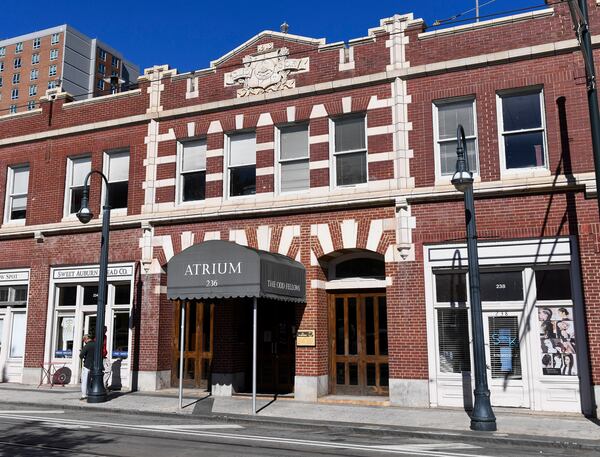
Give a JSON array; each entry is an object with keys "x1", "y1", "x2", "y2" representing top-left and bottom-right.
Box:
[
  {"x1": 0, "y1": 25, "x2": 139, "y2": 115},
  {"x1": 0, "y1": 1, "x2": 598, "y2": 417}
]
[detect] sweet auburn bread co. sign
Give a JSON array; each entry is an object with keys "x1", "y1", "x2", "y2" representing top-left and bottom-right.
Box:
[{"x1": 167, "y1": 240, "x2": 305, "y2": 302}]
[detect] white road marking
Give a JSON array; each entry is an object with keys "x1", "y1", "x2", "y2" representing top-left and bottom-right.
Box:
[
  {"x1": 140, "y1": 424, "x2": 244, "y2": 430},
  {"x1": 374, "y1": 443, "x2": 481, "y2": 450},
  {"x1": 0, "y1": 410, "x2": 64, "y2": 414},
  {"x1": 43, "y1": 422, "x2": 91, "y2": 429},
  {"x1": 0, "y1": 413, "x2": 493, "y2": 457}
]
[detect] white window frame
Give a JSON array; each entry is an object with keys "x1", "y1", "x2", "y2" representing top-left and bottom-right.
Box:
[
  {"x1": 0, "y1": 47, "x2": 5, "y2": 57},
  {"x1": 329, "y1": 115, "x2": 368, "y2": 189},
  {"x1": 50, "y1": 49, "x2": 58, "y2": 61},
  {"x1": 276, "y1": 123, "x2": 310, "y2": 194},
  {"x1": 13, "y1": 58, "x2": 21, "y2": 69},
  {"x1": 101, "y1": 149, "x2": 130, "y2": 215},
  {"x1": 51, "y1": 33, "x2": 60, "y2": 45},
  {"x1": 176, "y1": 139, "x2": 207, "y2": 205},
  {"x1": 496, "y1": 87, "x2": 549, "y2": 178},
  {"x1": 27, "y1": 101, "x2": 35, "y2": 111},
  {"x1": 225, "y1": 131, "x2": 257, "y2": 199},
  {"x1": 48, "y1": 80, "x2": 57, "y2": 89},
  {"x1": 49, "y1": 65, "x2": 57, "y2": 77},
  {"x1": 9, "y1": 105, "x2": 16, "y2": 114},
  {"x1": 0, "y1": 76, "x2": 2, "y2": 88},
  {"x1": 15, "y1": 42, "x2": 23, "y2": 53},
  {"x1": 111, "y1": 56, "x2": 120, "y2": 68},
  {"x1": 32, "y1": 37, "x2": 41, "y2": 49},
  {"x1": 97, "y1": 79, "x2": 104, "y2": 91},
  {"x1": 98, "y1": 49, "x2": 106, "y2": 61},
  {"x1": 30, "y1": 69, "x2": 38, "y2": 81},
  {"x1": 63, "y1": 155, "x2": 91, "y2": 219},
  {"x1": 11, "y1": 88, "x2": 18, "y2": 100},
  {"x1": 3, "y1": 164, "x2": 29, "y2": 225},
  {"x1": 432, "y1": 96, "x2": 480, "y2": 183},
  {"x1": 0, "y1": 61, "x2": 4, "y2": 72},
  {"x1": 29, "y1": 85, "x2": 37, "y2": 97},
  {"x1": 31, "y1": 54, "x2": 39, "y2": 65},
  {"x1": 12, "y1": 73, "x2": 19, "y2": 84},
  {"x1": 98, "y1": 63, "x2": 106, "y2": 75}
]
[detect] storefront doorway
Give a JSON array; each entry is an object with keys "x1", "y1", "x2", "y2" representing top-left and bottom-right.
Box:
[
  {"x1": 256, "y1": 301, "x2": 295, "y2": 394},
  {"x1": 328, "y1": 292, "x2": 389, "y2": 395},
  {"x1": 171, "y1": 300, "x2": 214, "y2": 389},
  {"x1": 0, "y1": 271, "x2": 29, "y2": 383}
]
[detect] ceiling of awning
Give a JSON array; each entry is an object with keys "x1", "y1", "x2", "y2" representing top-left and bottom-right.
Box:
[{"x1": 166, "y1": 240, "x2": 306, "y2": 303}]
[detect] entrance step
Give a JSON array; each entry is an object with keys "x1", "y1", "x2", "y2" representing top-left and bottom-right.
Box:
[{"x1": 318, "y1": 395, "x2": 390, "y2": 407}]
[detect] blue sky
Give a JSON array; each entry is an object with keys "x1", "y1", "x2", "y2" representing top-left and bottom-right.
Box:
[{"x1": 3, "y1": 1, "x2": 546, "y2": 72}]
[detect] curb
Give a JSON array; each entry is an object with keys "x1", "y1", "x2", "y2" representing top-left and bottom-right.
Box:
[{"x1": 1, "y1": 399, "x2": 599, "y2": 452}]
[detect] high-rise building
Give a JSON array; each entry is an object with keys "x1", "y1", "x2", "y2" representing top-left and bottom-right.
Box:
[{"x1": 0, "y1": 25, "x2": 139, "y2": 115}]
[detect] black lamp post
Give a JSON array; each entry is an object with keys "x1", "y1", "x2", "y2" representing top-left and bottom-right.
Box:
[
  {"x1": 451, "y1": 125, "x2": 497, "y2": 432},
  {"x1": 76, "y1": 170, "x2": 111, "y2": 404}
]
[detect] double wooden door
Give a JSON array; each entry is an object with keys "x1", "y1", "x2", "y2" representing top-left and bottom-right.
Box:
[
  {"x1": 329, "y1": 293, "x2": 389, "y2": 395},
  {"x1": 171, "y1": 300, "x2": 214, "y2": 389}
]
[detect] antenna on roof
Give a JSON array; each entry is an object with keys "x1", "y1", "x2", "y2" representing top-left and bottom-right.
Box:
[
  {"x1": 433, "y1": 0, "x2": 495, "y2": 27},
  {"x1": 280, "y1": 21, "x2": 289, "y2": 34}
]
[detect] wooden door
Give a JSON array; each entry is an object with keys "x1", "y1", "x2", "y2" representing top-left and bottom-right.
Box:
[
  {"x1": 171, "y1": 300, "x2": 214, "y2": 389},
  {"x1": 329, "y1": 293, "x2": 389, "y2": 395}
]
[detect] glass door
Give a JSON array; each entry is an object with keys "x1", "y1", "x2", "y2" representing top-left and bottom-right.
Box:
[
  {"x1": 329, "y1": 293, "x2": 389, "y2": 395},
  {"x1": 6, "y1": 311, "x2": 26, "y2": 382},
  {"x1": 483, "y1": 311, "x2": 530, "y2": 408}
]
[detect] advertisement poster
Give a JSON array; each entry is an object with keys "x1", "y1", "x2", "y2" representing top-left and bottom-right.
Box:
[{"x1": 539, "y1": 306, "x2": 577, "y2": 376}]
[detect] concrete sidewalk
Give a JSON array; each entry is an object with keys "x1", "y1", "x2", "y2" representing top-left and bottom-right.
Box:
[{"x1": 0, "y1": 383, "x2": 598, "y2": 450}]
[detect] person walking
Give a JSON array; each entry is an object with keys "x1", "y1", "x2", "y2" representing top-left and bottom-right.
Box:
[{"x1": 79, "y1": 334, "x2": 95, "y2": 400}]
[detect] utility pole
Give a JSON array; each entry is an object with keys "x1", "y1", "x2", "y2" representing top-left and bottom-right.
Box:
[
  {"x1": 568, "y1": 0, "x2": 600, "y2": 215},
  {"x1": 476, "y1": 0, "x2": 480, "y2": 22}
]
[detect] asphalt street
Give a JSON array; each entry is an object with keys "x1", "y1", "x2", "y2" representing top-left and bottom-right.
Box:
[{"x1": 0, "y1": 407, "x2": 593, "y2": 457}]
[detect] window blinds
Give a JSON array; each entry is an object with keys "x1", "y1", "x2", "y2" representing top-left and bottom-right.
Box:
[
  {"x1": 182, "y1": 140, "x2": 207, "y2": 172},
  {"x1": 334, "y1": 117, "x2": 365, "y2": 152},
  {"x1": 71, "y1": 157, "x2": 91, "y2": 187},
  {"x1": 108, "y1": 151, "x2": 130, "y2": 182},
  {"x1": 229, "y1": 132, "x2": 256, "y2": 166}
]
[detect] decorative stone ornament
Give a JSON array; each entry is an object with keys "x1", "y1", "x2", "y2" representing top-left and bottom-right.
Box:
[{"x1": 224, "y1": 47, "x2": 309, "y2": 97}]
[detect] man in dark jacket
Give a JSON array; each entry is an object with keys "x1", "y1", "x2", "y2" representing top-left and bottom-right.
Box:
[{"x1": 79, "y1": 334, "x2": 95, "y2": 400}]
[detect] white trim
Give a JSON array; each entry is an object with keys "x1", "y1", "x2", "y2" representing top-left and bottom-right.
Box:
[
  {"x1": 224, "y1": 131, "x2": 257, "y2": 199},
  {"x1": 325, "y1": 278, "x2": 387, "y2": 290},
  {"x1": 276, "y1": 123, "x2": 310, "y2": 195},
  {"x1": 176, "y1": 138, "x2": 207, "y2": 206},
  {"x1": 3, "y1": 164, "x2": 29, "y2": 225},
  {"x1": 101, "y1": 149, "x2": 130, "y2": 216},
  {"x1": 496, "y1": 87, "x2": 549, "y2": 178},
  {"x1": 329, "y1": 115, "x2": 369, "y2": 189},
  {"x1": 63, "y1": 155, "x2": 91, "y2": 219}
]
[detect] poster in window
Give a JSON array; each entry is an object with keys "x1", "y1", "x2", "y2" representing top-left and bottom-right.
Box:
[{"x1": 538, "y1": 306, "x2": 577, "y2": 376}]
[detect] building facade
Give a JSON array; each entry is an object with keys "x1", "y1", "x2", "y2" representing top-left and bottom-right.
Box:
[
  {"x1": 0, "y1": 0, "x2": 599, "y2": 417},
  {"x1": 0, "y1": 25, "x2": 139, "y2": 115}
]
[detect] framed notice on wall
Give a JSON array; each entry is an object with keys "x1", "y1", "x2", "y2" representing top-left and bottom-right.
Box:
[{"x1": 296, "y1": 329, "x2": 316, "y2": 347}]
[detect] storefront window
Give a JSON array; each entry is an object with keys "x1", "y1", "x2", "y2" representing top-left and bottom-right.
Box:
[
  {"x1": 9, "y1": 313, "x2": 26, "y2": 358},
  {"x1": 58, "y1": 286, "x2": 77, "y2": 306},
  {"x1": 535, "y1": 269, "x2": 571, "y2": 300},
  {"x1": 114, "y1": 283, "x2": 131, "y2": 305},
  {"x1": 480, "y1": 271, "x2": 523, "y2": 301},
  {"x1": 437, "y1": 308, "x2": 471, "y2": 373},
  {"x1": 488, "y1": 316, "x2": 522, "y2": 379},
  {"x1": 435, "y1": 272, "x2": 467, "y2": 303},
  {"x1": 83, "y1": 285, "x2": 98, "y2": 305},
  {"x1": 0, "y1": 287, "x2": 8, "y2": 302},
  {"x1": 55, "y1": 315, "x2": 74, "y2": 357},
  {"x1": 112, "y1": 312, "x2": 129, "y2": 358}
]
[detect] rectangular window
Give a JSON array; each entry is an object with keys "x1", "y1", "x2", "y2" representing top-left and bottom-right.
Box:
[
  {"x1": 535, "y1": 269, "x2": 571, "y2": 301},
  {"x1": 9, "y1": 313, "x2": 26, "y2": 358},
  {"x1": 66, "y1": 156, "x2": 91, "y2": 215},
  {"x1": 112, "y1": 56, "x2": 120, "y2": 68},
  {"x1": 435, "y1": 272, "x2": 467, "y2": 303},
  {"x1": 0, "y1": 47, "x2": 5, "y2": 57},
  {"x1": 49, "y1": 65, "x2": 57, "y2": 77},
  {"x1": 30, "y1": 69, "x2": 38, "y2": 80},
  {"x1": 105, "y1": 150, "x2": 129, "y2": 209},
  {"x1": 12, "y1": 73, "x2": 20, "y2": 84},
  {"x1": 11, "y1": 88, "x2": 18, "y2": 100},
  {"x1": 480, "y1": 271, "x2": 523, "y2": 301},
  {"x1": 13, "y1": 58, "x2": 21, "y2": 69},
  {"x1": 50, "y1": 49, "x2": 58, "y2": 60},
  {"x1": 47, "y1": 80, "x2": 57, "y2": 89},
  {"x1": 488, "y1": 316, "x2": 522, "y2": 379},
  {"x1": 179, "y1": 140, "x2": 206, "y2": 202},
  {"x1": 333, "y1": 116, "x2": 367, "y2": 186},
  {"x1": 27, "y1": 101, "x2": 35, "y2": 111},
  {"x1": 98, "y1": 48, "x2": 106, "y2": 61},
  {"x1": 9, "y1": 105, "x2": 16, "y2": 114},
  {"x1": 0, "y1": 77, "x2": 2, "y2": 87},
  {"x1": 434, "y1": 98, "x2": 478, "y2": 176},
  {"x1": 0, "y1": 61, "x2": 4, "y2": 72},
  {"x1": 112, "y1": 312, "x2": 129, "y2": 358},
  {"x1": 97, "y1": 79, "x2": 104, "y2": 91},
  {"x1": 29, "y1": 85, "x2": 37, "y2": 97},
  {"x1": 51, "y1": 33, "x2": 60, "y2": 45},
  {"x1": 98, "y1": 63, "x2": 105, "y2": 75},
  {"x1": 5, "y1": 165, "x2": 29, "y2": 222},
  {"x1": 55, "y1": 315, "x2": 75, "y2": 358},
  {"x1": 32, "y1": 37, "x2": 41, "y2": 49},
  {"x1": 278, "y1": 124, "x2": 309, "y2": 192},
  {"x1": 228, "y1": 132, "x2": 256, "y2": 197},
  {"x1": 498, "y1": 89, "x2": 547, "y2": 170},
  {"x1": 15, "y1": 42, "x2": 23, "y2": 53},
  {"x1": 437, "y1": 308, "x2": 471, "y2": 373},
  {"x1": 31, "y1": 54, "x2": 40, "y2": 65}
]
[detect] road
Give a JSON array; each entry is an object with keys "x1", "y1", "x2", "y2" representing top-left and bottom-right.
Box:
[{"x1": 0, "y1": 407, "x2": 591, "y2": 457}]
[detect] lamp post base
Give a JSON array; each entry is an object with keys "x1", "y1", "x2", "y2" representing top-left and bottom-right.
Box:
[
  {"x1": 86, "y1": 372, "x2": 108, "y2": 404},
  {"x1": 470, "y1": 419, "x2": 497, "y2": 432}
]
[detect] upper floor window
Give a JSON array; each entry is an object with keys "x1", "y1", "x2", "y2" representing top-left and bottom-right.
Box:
[
  {"x1": 498, "y1": 88, "x2": 547, "y2": 171},
  {"x1": 0, "y1": 61, "x2": 4, "y2": 72},
  {"x1": 27, "y1": 101, "x2": 35, "y2": 111},
  {"x1": 51, "y1": 33, "x2": 60, "y2": 45},
  {"x1": 32, "y1": 37, "x2": 41, "y2": 49},
  {"x1": 9, "y1": 105, "x2": 17, "y2": 114},
  {"x1": 104, "y1": 150, "x2": 129, "y2": 210},
  {"x1": 98, "y1": 48, "x2": 106, "y2": 61},
  {"x1": 30, "y1": 69, "x2": 38, "y2": 80},
  {"x1": 0, "y1": 47, "x2": 5, "y2": 57},
  {"x1": 47, "y1": 80, "x2": 57, "y2": 89},
  {"x1": 13, "y1": 58, "x2": 21, "y2": 69},
  {"x1": 97, "y1": 79, "x2": 104, "y2": 91},
  {"x1": 49, "y1": 64, "x2": 57, "y2": 77},
  {"x1": 29, "y1": 84, "x2": 37, "y2": 97},
  {"x1": 227, "y1": 132, "x2": 256, "y2": 197},
  {"x1": 4, "y1": 165, "x2": 29, "y2": 223},
  {"x1": 112, "y1": 56, "x2": 120, "y2": 68},
  {"x1": 278, "y1": 124, "x2": 309, "y2": 193},
  {"x1": 15, "y1": 42, "x2": 23, "y2": 53},
  {"x1": 178, "y1": 139, "x2": 206, "y2": 203},
  {"x1": 31, "y1": 53, "x2": 40, "y2": 65},
  {"x1": 332, "y1": 115, "x2": 367, "y2": 186},
  {"x1": 12, "y1": 73, "x2": 20, "y2": 84},
  {"x1": 0, "y1": 76, "x2": 3, "y2": 87},
  {"x1": 65, "y1": 156, "x2": 91, "y2": 216},
  {"x1": 50, "y1": 49, "x2": 59, "y2": 60},
  {"x1": 433, "y1": 98, "x2": 478, "y2": 177},
  {"x1": 98, "y1": 63, "x2": 105, "y2": 75},
  {"x1": 11, "y1": 88, "x2": 19, "y2": 100}
]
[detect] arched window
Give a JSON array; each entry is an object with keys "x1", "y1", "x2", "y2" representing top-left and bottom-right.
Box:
[{"x1": 329, "y1": 252, "x2": 385, "y2": 280}]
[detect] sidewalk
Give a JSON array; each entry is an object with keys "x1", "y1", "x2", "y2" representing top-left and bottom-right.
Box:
[{"x1": 0, "y1": 383, "x2": 598, "y2": 450}]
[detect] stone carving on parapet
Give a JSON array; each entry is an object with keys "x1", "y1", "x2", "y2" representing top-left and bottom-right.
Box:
[{"x1": 224, "y1": 46, "x2": 309, "y2": 97}]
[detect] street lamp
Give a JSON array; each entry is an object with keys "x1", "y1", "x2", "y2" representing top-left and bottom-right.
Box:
[
  {"x1": 451, "y1": 125, "x2": 497, "y2": 432},
  {"x1": 76, "y1": 170, "x2": 111, "y2": 404}
]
